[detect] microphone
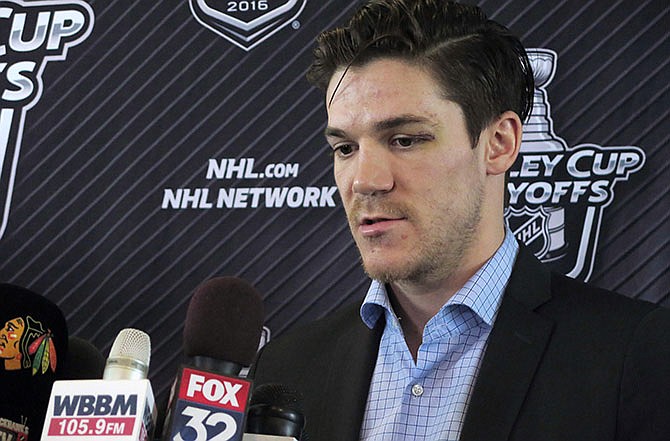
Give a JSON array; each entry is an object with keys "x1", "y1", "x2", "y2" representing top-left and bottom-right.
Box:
[
  {"x1": 103, "y1": 328, "x2": 151, "y2": 380},
  {"x1": 41, "y1": 328, "x2": 157, "y2": 441},
  {"x1": 183, "y1": 277, "x2": 265, "y2": 375},
  {"x1": 0, "y1": 282, "x2": 68, "y2": 441},
  {"x1": 161, "y1": 277, "x2": 265, "y2": 441},
  {"x1": 63, "y1": 336, "x2": 105, "y2": 380},
  {"x1": 244, "y1": 384, "x2": 306, "y2": 441}
]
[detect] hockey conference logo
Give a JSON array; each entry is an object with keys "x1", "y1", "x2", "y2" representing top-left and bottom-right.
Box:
[
  {"x1": 189, "y1": 0, "x2": 306, "y2": 51},
  {"x1": 505, "y1": 49, "x2": 645, "y2": 281},
  {"x1": 0, "y1": 0, "x2": 94, "y2": 240}
]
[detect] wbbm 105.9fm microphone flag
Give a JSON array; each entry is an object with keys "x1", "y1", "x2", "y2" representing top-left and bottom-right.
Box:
[
  {"x1": 161, "y1": 276, "x2": 265, "y2": 441},
  {"x1": 41, "y1": 328, "x2": 157, "y2": 441}
]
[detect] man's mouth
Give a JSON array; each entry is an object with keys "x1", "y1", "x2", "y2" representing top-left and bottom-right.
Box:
[
  {"x1": 360, "y1": 215, "x2": 403, "y2": 225},
  {"x1": 362, "y1": 217, "x2": 386, "y2": 225},
  {"x1": 357, "y1": 214, "x2": 406, "y2": 236}
]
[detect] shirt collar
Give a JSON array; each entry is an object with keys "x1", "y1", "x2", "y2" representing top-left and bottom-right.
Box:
[{"x1": 360, "y1": 226, "x2": 519, "y2": 329}]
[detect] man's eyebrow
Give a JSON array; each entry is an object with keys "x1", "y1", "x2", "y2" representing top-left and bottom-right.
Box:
[
  {"x1": 374, "y1": 115, "x2": 433, "y2": 131},
  {"x1": 324, "y1": 127, "x2": 347, "y2": 139},
  {"x1": 325, "y1": 115, "x2": 434, "y2": 139}
]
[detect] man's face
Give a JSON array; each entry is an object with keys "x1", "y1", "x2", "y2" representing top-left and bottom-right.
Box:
[
  {"x1": 326, "y1": 58, "x2": 487, "y2": 285},
  {"x1": 0, "y1": 317, "x2": 25, "y2": 360}
]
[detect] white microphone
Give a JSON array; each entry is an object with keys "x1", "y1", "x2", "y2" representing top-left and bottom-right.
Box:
[
  {"x1": 41, "y1": 329, "x2": 157, "y2": 441},
  {"x1": 103, "y1": 328, "x2": 151, "y2": 380}
]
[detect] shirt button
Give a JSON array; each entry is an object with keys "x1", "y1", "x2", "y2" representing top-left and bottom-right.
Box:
[{"x1": 411, "y1": 384, "x2": 424, "y2": 397}]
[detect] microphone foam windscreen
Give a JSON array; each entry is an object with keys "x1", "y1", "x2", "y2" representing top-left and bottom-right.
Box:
[
  {"x1": 183, "y1": 276, "x2": 264, "y2": 366},
  {"x1": 248, "y1": 383, "x2": 307, "y2": 439},
  {"x1": 64, "y1": 336, "x2": 105, "y2": 379},
  {"x1": 250, "y1": 383, "x2": 304, "y2": 413},
  {"x1": 0, "y1": 283, "x2": 68, "y2": 439}
]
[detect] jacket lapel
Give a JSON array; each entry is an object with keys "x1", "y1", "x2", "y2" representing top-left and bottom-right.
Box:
[
  {"x1": 460, "y1": 248, "x2": 555, "y2": 441},
  {"x1": 313, "y1": 310, "x2": 383, "y2": 441}
]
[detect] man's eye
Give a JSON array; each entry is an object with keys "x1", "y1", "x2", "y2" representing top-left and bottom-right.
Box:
[
  {"x1": 391, "y1": 134, "x2": 435, "y2": 148},
  {"x1": 392, "y1": 136, "x2": 422, "y2": 148},
  {"x1": 334, "y1": 144, "x2": 355, "y2": 157}
]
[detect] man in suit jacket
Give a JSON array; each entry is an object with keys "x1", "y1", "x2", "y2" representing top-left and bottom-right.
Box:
[
  {"x1": 252, "y1": 247, "x2": 670, "y2": 440},
  {"x1": 250, "y1": 1, "x2": 670, "y2": 439}
]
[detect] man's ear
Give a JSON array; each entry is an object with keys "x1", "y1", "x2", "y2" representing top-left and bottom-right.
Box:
[{"x1": 484, "y1": 111, "x2": 523, "y2": 176}]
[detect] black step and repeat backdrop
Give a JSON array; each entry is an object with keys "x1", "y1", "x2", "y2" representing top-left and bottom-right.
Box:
[{"x1": 1, "y1": 0, "x2": 668, "y2": 399}]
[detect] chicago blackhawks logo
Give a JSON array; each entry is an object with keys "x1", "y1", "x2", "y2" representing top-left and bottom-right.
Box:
[
  {"x1": 0, "y1": 315, "x2": 57, "y2": 374},
  {"x1": 505, "y1": 49, "x2": 645, "y2": 281},
  {"x1": 189, "y1": 0, "x2": 307, "y2": 51}
]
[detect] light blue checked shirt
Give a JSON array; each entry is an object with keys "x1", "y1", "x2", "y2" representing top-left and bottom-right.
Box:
[{"x1": 359, "y1": 229, "x2": 518, "y2": 441}]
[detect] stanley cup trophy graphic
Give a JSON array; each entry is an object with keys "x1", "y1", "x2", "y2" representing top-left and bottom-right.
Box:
[
  {"x1": 522, "y1": 50, "x2": 565, "y2": 153},
  {"x1": 505, "y1": 49, "x2": 645, "y2": 281},
  {"x1": 506, "y1": 50, "x2": 568, "y2": 264}
]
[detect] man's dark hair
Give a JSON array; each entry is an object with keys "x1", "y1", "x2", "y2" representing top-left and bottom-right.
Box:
[{"x1": 307, "y1": 0, "x2": 534, "y2": 147}]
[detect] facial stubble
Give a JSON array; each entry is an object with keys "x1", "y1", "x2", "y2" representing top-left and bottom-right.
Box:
[{"x1": 348, "y1": 177, "x2": 484, "y2": 286}]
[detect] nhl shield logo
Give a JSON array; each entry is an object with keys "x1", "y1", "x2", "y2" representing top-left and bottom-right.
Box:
[
  {"x1": 506, "y1": 206, "x2": 553, "y2": 261},
  {"x1": 505, "y1": 49, "x2": 645, "y2": 282},
  {"x1": 189, "y1": 0, "x2": 307, "y2": 51}
]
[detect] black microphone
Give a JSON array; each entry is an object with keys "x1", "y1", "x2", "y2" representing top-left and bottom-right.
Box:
[
  {"x1": 245, "y1": 383, "x2": 306, "y2": 441},
  {"x1": 63, "y1": 336, "x2": 105, "y2": 380},
  {"x1": 0, "y1": 282, "x2": 68, "y2": 441},
  {"x1": 161, "y1": 276, "x2": 265, "y2": 441}
]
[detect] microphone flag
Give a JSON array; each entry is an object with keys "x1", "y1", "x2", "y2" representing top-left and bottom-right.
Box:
[
  {"x1": 164, "y1": 366, "x2": 252, "y2": 441},
  {"x1": 41, "y1": 379, "x2": 156, "y2": 440}
]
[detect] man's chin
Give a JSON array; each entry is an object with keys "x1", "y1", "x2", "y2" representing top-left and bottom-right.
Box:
[{"x1": 362, "y1": 261, "x2": 411, "y2": 284}]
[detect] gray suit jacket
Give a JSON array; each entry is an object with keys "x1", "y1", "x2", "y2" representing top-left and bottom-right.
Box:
[{"x1": 250, "y1": 248, "x2": 670, "y2": 440}]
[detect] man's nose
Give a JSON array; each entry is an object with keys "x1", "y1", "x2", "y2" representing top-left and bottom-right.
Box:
[{"x1": 352, "y1": 145, "x2": 394, "y2": 195}]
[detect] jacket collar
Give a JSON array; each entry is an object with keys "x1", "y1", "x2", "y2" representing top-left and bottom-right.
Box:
[
  {"x1": 460, "y1": 247, "x2": 555, "y2": 441},
  {"x1": 311, "y1": 306, "x2": 383, "y2": 441}
]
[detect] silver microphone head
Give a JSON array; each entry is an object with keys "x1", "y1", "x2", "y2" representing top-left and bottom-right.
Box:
[{"x1": 102, "y1": 328, "x2": 151, "y2": 380}]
